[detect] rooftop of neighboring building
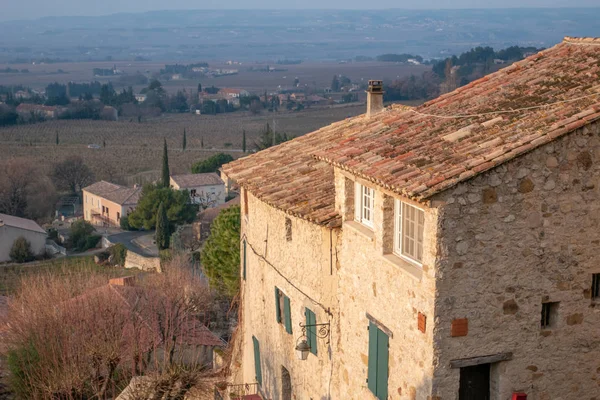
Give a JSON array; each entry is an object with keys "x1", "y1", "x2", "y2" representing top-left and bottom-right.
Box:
[
  {"x1": 0, "y1": 213, "x2": 46, "y2": 234},
  {"x1": 83, "y1": 181, "x2": 141, "y2": 206},
  {"x1": 15, "y1": 103, "x2": 57, "y2": 112},
  {"x1": 170, "y1": 173, "x2": 224, "y2": 189},
  {"x1": 197, "y1": 196, "x2": 240, "y2": 225},
  {"x1": 222, "y1": 37, "x2": 600, "y2": 228}
]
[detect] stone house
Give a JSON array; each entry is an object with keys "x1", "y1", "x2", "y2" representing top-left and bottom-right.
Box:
[
  {"x1": 0, "y1": 213, "x2": 47, "y2": 262},
  {"x1": 83, "y1": 181, "x2": 141, "y2": 227},
  {"x1": 221, "y1": 37, "x2": 600, "y2": 400},
  {"x1": 170, "y1": 173, "x2": 226, "y2": 209}
]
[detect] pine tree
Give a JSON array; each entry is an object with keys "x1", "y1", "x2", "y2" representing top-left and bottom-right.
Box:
[
  {"x1": 155, "y1": 202, "x2": 170, "y2": 250},
  {"x1": 201, "y1": 136, "x2": 204, "y2": 148},
  {"x1": 56, "y1": 132, "x2": 59, "y2": 146},
  {"x1": 182, "y1": 128, "x2": 187, "y2": 151},
  {"x1": 161, "y1": 138, "x2": 170, "y2": 188},
  {"x1": 242, "y1": 130, "x2": 246, "y2": 153}
]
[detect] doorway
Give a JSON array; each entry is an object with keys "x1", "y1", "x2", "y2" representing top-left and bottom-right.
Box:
[
  {"x1": 281, "y1": 366, "x2": 292, "y2": 400},
  {"x1": 459, "y1": 363, "x2": 490, "y2": 400}
]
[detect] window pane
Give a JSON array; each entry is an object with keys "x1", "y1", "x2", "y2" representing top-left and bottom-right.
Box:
[{"x1": 401, "y1": 202, "x2": 425, "y2": 263}]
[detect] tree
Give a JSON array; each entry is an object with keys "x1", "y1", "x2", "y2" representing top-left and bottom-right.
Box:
[
  {"x1": 51, "y1": 156, "x2": 94, "y2": 193},
  {"x1": 331, "y1": 75, "x2": 340, "y2": 92},
  {"x1": 242, "y1": 130, "x2": 246, "y2": 153},
  {"x1": 0, "y1": 159, "x2": 57, "y2": 220},
  {"x1": 103, "y1": 138, "x2": 106, "y2": 148},
  {"x1": 169, "y1": 90, "x2": 189, "y2": 113},
  {"x1": 254, "y1": 123, "x2": 290, "y2": 151},
  {"x1": 69, "y1": 220, "x2": 100, "y2": 251},
  {"x1": 182, "y1": 128, "x2": 187, "y2": 151},
  {"x1": 55, "y1": 131, "x2": 59, "y2": 145},
  {"x1": 9, "y1": 237, "x2": 34, "y2": 263},
  {"x1": 197, "y1": 83, "x2": 202, "y2": 93},
  {"x1": 191, "y1": 153, "x2": 234, "y2": 174},
  {"x1": 155, "y1": 202, "x2": 170, "y2": 250},
  {"x1": 161, "y1": 138, "x2": 170, "y2": 188},
  {"x1": 127, "y1": 184, "x2": 196, "y2": 231},
  {"x1": 201, "y1": 205, "x2": 241, "y2": 297},
  {"x1": 201, "y1": 137, "x2": 204, "y2": 148}
]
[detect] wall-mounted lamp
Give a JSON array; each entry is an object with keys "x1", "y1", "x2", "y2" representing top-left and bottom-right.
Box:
[{"x1": 295, "y1": 322, "x2": 330, "y2": 360}]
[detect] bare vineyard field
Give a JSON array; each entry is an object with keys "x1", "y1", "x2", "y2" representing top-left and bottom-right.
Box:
[
  {"x1": 0, "y1": 104, "x2": 365, "y2": 183},
  {"x1": 0, "y1": 60, "x2": 429, "y2": 94}
]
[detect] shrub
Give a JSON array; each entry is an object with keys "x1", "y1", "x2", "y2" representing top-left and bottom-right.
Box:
[
  {"x1": 9, "y1": 237, "x2": 34, "y2": 263},
  {"x1": 191, "y1": 153, "x2": 233, "y2": 173},
  {"x1": 108, "y1": 243, "x2": 127, "y2": 266},
  {"x1": 85, "y1": 234, "x2": 101, "y2": 250},
  {"x1": 69, "y1": 219, "x2": 97, "y2": 251}
]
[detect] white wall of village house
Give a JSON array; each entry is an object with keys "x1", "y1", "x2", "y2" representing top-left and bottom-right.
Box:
[
  {"x1": 430, "y1": 121, "x2": 600, "y2": 400},
  {"x1": 238, "y1": 189, "x2": 341, "y2": 399},
  {"x1": 333, "y1": 169, "x2": 440, "y2": 399}
]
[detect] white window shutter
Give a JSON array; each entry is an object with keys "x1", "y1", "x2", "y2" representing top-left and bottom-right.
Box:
[{"x1": 354, "y1": 182, "x2": 362, "y2": 221}]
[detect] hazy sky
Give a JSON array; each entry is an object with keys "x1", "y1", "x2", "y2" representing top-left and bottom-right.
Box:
[{"x1": 2, "y1": 0, "x2": 599, "y2": 21}]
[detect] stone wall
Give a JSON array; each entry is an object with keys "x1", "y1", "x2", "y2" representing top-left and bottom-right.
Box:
[
  {"x1": 431, "y1": 121, "x2": 600, "y2": 399},
  {"x1": 124, "y1": 250, "x2": 161, "y2": 272},
  {"x1": 237, "y1": 189, "x2": 340, "y2": 399},
  {"x1": 333, "y1": 169, "x2": 440, "y2": 399}
]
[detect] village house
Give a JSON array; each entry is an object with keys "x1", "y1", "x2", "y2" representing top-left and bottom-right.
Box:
[
  {"x1": 0, "y1": 213, "x2": 47, "y2": 262},
  {"x1": 82, "y1": 181, "x2": 141, "y2": 227},
  {"x1": 170, "y1": 173, "x2": 225, "y2": 208},
  {"x1": 135, "y1": 94, "x2": 147, "y2": 103},
  {"x1": 218, "y1": 88, "x2": 250, "y2": 99},
  {"x1": 16, "y1": 103, "x2": 60, "y2": 119},
  {"x1": 222, "y1": 37, "x2": 600, "y2": 400}
]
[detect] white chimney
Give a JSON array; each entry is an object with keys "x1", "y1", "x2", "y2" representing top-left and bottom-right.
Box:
[{"x1": 366, "y1": 80, "x2": 384, "y2": 118}]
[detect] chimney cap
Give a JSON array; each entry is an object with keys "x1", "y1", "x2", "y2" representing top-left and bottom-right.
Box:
[{"x1": 367, "y1": 80, "x2": 384, "y2": 93}]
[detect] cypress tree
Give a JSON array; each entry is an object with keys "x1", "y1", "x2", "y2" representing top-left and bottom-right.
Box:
[
  {"x1": 201, "y1": 136, "x2": 204, "y2": 148},
  {"x1": 56, "y1": 132, "x2": 59, "y2": 145},
  {"x1": 242, "y1": 130, "x2": 246, "y2": 153},
  {"x1": 182, "y1": 128, "x2": 187, "y2": 151},
  {"x1": 161, "y1": 138, "x2": 170, "y2": 188},
  {"x1": 103, "y1": 139, "x2": 106, "y2": 148},
  {"x1": 155, "y1": 202, "x2": 170, "y2": 250}
]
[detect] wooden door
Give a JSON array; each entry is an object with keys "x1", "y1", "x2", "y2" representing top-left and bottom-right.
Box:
[{"x1": 459, "y1": 364, "x2": 490, "y2": 400}]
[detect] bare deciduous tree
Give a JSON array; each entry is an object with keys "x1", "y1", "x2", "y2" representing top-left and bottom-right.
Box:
[
  {"x1": 0, "y1": 158, "x2": 58, "y2": 220},
  {"x1": 51, "y1": 155, "x2": 95, "y2": 194}
]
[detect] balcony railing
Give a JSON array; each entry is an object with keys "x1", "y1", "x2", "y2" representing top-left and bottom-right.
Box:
[{"x1": 214, "y1": 383, "x2": 260, "y2": 400}]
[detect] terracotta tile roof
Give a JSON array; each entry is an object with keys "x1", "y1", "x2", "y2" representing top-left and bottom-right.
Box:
[
  {"x1": 16, "y1": 103, "x2": 57, "y2": 112},
  {"x1": 171, "y1": 173, "x2": 224, "y2": 188},
  {"x1": 83, "y1": 181, "x2": 141, "y2": 205},
  {"x1": 0, "y1": 213, "x2": 46, "y2": 234},
  {"x1": 223, "y1": 37, "x2": 600, "y2": 225}
]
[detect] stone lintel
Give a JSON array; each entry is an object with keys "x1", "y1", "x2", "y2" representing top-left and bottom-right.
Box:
[
  {"x1": 450, "y1": 352, "x2": 513, "y2": 368},
  {"x1": 366, "y1": 312, "x2": 393, "y2": 339}
]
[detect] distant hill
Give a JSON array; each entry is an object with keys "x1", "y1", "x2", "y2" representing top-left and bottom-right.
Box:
[{"x1": 0, "y1": 9, "x2": 598, "y2": 62}]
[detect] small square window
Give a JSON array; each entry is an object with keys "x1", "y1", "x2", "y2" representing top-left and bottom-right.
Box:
[
  {"x1": 541, "y1": 302, "x2": 559, "y2": 329},
  {"x1": 592, "y1": 274, "x2": 600, "y2": 299}
]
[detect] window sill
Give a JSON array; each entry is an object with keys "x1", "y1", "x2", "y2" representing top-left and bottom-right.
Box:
[
  {"x1": 344, "y1": 220, "x2": 375, "y2": 242},
  {"x1": 381, "y1": 253, "x2": 423, "y2": 281}
]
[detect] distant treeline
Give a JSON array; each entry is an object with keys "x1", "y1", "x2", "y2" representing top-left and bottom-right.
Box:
[
  {"x1": 0, "y1": 67, "x2": 29, "y2": 73},
  {"x1": 385, "y1": 45, "x2": 543, "y2": 102},
  {"x1": 160, "y1": 63, "x2": 209, "y2": 75},
  {"x1": 93, "y1": 68, "x2": 116, "y2": 76},
  {"x1": 376, "y1": 54, "x2": 424, "y2": 63},
  {"x1": 432, "y1": 46, "x2": 542, "y2": 80}
]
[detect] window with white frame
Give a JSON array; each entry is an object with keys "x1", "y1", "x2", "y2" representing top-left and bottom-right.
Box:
[
  {"x1": 355, "y1": 182, "x2": 375, "y2": 228},
  {"x1": 394, "y1": 200, "x2": 425, "y2": 264}
]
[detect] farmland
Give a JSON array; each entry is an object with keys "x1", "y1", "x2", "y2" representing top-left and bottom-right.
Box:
[{"x1": 0, "y1": 104, "x2": 367, "y2": 184}]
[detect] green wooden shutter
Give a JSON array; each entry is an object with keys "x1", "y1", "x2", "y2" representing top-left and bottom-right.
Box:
[
  {"x1": 376, "y1": 329, "x2": 389, "y2": 400},
  {"x1": 242, "y1": 240, "x2": 246, "y2": 280},
  {"x1": 367, "y1": 321, "x2": 378, "y2": 396},
  {"x1": 275, "y1": 287, "x2": 281, "y2": 323},
  {"x1": 284, "y1": 294, "x2": 292, "y2": 334},
  {"x1": 305, "y1": 308, "x2": 317, "y2": 355},
  {"x1": 252, "y1": 336, "x2": 262, "y2": 385}
]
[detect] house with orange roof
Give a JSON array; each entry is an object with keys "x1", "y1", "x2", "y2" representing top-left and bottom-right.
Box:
[
  {"x1": 222, "y1": 37, "x2": 600, "y2": 400},
  {"x1": 82, "y1": 181, "x2": 141, "y2": 227}
]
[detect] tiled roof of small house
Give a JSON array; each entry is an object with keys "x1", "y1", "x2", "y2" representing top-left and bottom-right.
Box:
[
  {"x1": 0, "y1": 213, "x2": 46, "y2": 234},
  {"x1": 83, "y1": 181, "x2": 141, "y2": 205},
  {"x1": 171, "y1": 173, "x2": 224, "y2": 188},
  {"x1": 222, "y1": 37, "x2": 600, "y2": 226}
]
